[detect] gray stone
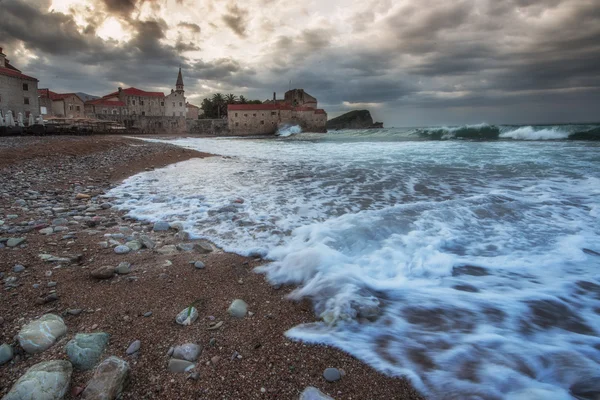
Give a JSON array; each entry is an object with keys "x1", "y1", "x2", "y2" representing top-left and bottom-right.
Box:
[
  {"x1": 13, "y1": 264, "x2": 25, "y2": 273},
  {"x1": 47, "y1": 281, "x2": 57, "y2": 287},
  {"x1": 172, "y1": 343, "x2": 201, "y2": 362},
  {"x1": 323, "y1": 368, "x2": 341, "y2": 382},
  {"x1": 139, "y1": 235, "x2": 155, "y2": 249},
  {"x1": 153, "y1": 221, "x2": 170, "y2": 232},
  {"x1": 0, "y1": 343, "x2": 13, "y2": 365},
  {"x1": 100, "y1": 203, "x2": 112, "y2": 209},
  {"x1": 176, "y1": 243, "x2": 194, "y2": 252},
  {"x1": 7, "y1": 238, "x2": 26, "y2": 247},
  {"x1": 143, "y1": 311, "x2": 153, "y2": 317},
  {"x1": 114, "y1": 245, "x2": 131, "y2": 254},
  {"x1": 125, "y1": 240, "x2": 142, "y2": 251},
  {"x1": 39, "y1": 227, "x2": 54, "y2": 235},
  {"x1": 115, "y1": 262, "x2": 131, "y2": 275},
  {"x1": 126, "y1": 340, "x2": 140, "y2": 355},
  {"x1": 82, "y1": 356, "x2": 130, "y2": 400},
  {"x1": 17, "y1": 314, "x2": 67, "y2": 354},
  {"x1": 52, "y1": 218, "x2": 68, "y2": 226},
  {"x1": 91, "y1": 266, "x2": 115, "y2": 279},
  {"x1": 2, "y1": 360, "x2": 72, "y2": 400},
  {"x1": 194, "y1": 261, "x2": 205, "y2": 269},
  {"x1": 194, "y1": 241, "x2": 213, "y2": 254},
  {"x1": 157, "y1": 245, "x2": 178, "y2": 255},
  {"x1": 570, "y1": 376, "x2": 600, "y2": 400},
  {"x1": 175, "y1": 307, "x2": 198, "y2": 325},
  {"x1": 300, "y1": 386, "x2": 335, "y2": 400},
  {"x1": 66, "y1": 332, "x2": 110, "y2": 371},
  {"x1": 170, "y1": 222, "x2": 185, "y2": 231},
  {"x1": 168, "y1": 359, "x2": 195, "y2": 373},
  {"x1": 15, "y1": 199, "x2": 27, "y2": 206},
  {"x1": 227, "y1": 299, "x2": 248, "y2": 318}
]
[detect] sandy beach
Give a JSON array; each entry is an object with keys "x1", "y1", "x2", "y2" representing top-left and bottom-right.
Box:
[{"x1": 0, "y1": 135, "x2": 424, "y2": 400}]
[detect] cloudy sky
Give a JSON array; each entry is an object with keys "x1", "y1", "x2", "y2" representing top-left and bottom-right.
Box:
[{"x1": 0, "y1": 0, "x2": 598, "y2": 126}]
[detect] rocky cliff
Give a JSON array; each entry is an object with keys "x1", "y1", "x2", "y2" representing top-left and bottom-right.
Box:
[{"x1": 326, "y1": 110, "x2": 383, "y2": 130}]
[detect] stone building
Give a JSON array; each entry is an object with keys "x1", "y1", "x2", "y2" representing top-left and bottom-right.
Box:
[
  {"x1": 0, "y1": 47, "x2": 39, "y2": 120},
  {"x1": 228, "y1": 88, "x2": 326, "y2": 135},
  {"x1": 165, "y1": 68, "x2": 187, "y2": 117},
  {"x1": 84, "y1": 97, "x2": 127, "y2": 117},
  {"x1": 186, "y1": 102, "x2": 201, "y2": 120},
  {"x1": 38, "y1": 89, "x2": 85, "y2": 118}
]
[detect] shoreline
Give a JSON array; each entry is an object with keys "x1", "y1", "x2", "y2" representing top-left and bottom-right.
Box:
[{"x1": 0, "y1": 135, "x2": 424, "y2": 399}]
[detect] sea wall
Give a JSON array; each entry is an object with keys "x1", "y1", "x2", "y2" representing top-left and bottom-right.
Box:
[
  {"x1": 186, "y1": 119, "x2": 229, "y2": 135},
  {"x1": 94, "y1": 114, "x2": 187, "y2": 134}
]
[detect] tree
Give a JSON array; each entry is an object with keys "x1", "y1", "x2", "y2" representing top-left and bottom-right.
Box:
[
  {"x1": 225, "y1": 94, "x2": 238, "y2": 104},
  {"x1": 212, "y1": 93, "x2": 225, "y2": 118},
  {"x1": 238, "y1": 95, "x2": 247, "y2": 104}
]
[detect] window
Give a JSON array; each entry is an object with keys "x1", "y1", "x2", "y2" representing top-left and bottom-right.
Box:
[
  {"x1": 161, "y1": 101, "x2": 164, "y2": 106},
  {"x1": 235, "y1": 122, "x2": 239, "y2": 126},
  {"x1": 132, "y1": 100, "x2": 136, "y2": 105},
  {"x1": 173, "y1": 102, "x2": 175, "y2": 107},
  {"x1": 244, "y1": 113, "x2": 247, "y2": 117},
  {"x1": 271, "y1": 112, "x2": 276, "y2": 116},
  {"x1": 142, "y1": 111, "x2": 146, "y2": 116},
  {"x1": 253, "y1": 113, "x2": 256, "y2": 117},
  {"x1": 23, "y1": 83, "x2": 29, "y2": 91},
  {"x1": 179, "y1": 102, "x2": 182, "y2": 107},
  {"x1": 24, "y1": 97, "x2": 30, "y2": 105},
  {"x1": 235, "y1": 113, "x2": 238, "y2": 117},
  {"x1": 41, "y1": 106, "x2": 47, "y2": 115},
  {"x1": 69, "y1": 105, "x2": 73, "y2": 111},
  {"x1": 103, "y1": 109, "x2": 108, "y2": 114},
  {"x1": 112, "y1": 109, "x2": 118, "y2": 115},
  {"x1": 140, "y1": 100, "x2": 144, "y2": 106},
  {"x1": 260, "y1": 120, "x2": 264, "y2": 125},
  {"x1": 76, "y1": 106, "x2": 80, "y2": 111}
]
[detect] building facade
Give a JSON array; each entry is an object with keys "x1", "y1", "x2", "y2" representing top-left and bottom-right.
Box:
[
  {"x1": 0, "y1": 47, "x2": 39, "y2": 120},
  {"x1": 38, "y1": 89, "x2": 85, "y2": 118},
  {"x1": 228, "y1": 88, "x2": 326, "y2": 135},
  {"x1": 165, "y1": 68, "x2": 186, "y2": 117},
  {"x1": 186, "y1": 102, "x2": 201, "y2": 119}
]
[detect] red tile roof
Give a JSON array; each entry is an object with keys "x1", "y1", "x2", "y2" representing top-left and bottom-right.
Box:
[
  {"x1": 104, "y1": 87, "x2": 165, "y2": 98},
  {"x1": 228, "y1": 104, "x2": 293, "y2": 111},
  {"x1": 315, "y1": 109, "x2": 326, "y2": 115},
  {"x1": 39, "y1": 89, "x2": 82, "y2": 101},
  {"x1": 0, "y1": 66, "x2": 38, "y2": 81},
  {"x1": 85, "y1": 98, "x2": 126, "y2": 107}
]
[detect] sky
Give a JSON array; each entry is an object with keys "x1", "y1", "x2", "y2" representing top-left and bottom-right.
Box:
[{"x1": 0, "y1": 0, "x2": 598, "y2": 127}]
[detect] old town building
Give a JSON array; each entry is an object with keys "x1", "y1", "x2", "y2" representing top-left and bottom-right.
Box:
[
  {"x1": 38, "y1": 89, "x2": 85, "y2": 118},
  {"x1": 165, "y1": 68, "x2": 187, "y2": 117},
  {"x1": 186, "y1": 102, "x2": 201, "y2": 119},
  {"x1": 0, "y1": 47, "x2": 40, "y2": 120},
  {"x1": 229, "y1": 88, "x2": 327, "y2": 135}
]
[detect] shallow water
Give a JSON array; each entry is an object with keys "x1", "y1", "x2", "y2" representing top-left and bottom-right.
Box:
[{"x1": 109, "y1": 130, "x2": 600, "y2": 399}]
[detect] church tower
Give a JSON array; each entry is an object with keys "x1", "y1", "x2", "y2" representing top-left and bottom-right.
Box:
[{"x1": 175, "y1": 67, "x2": 184, "y2": 93}]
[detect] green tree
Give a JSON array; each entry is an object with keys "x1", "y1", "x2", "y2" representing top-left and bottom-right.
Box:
[
  {"x1": 225, "y1": 93, "x2": 238, "y2": 104},
  {"x1": 238, "y1": 95, "x2": 247, "y2": 104},
  {"x1": 212, "y1": 93, "x2": 225, "y2": 118}
]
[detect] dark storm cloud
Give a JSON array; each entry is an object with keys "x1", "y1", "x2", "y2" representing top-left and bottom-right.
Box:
[
  {"x1": 222, "y1": 3, "x2": 248, "y2": 37},
  {"x1": 177, "y1": 22, "x2": 201, "y2": 33},
  {"x1": 102, "y1": 0, "x2": 136, "y2": 16}
]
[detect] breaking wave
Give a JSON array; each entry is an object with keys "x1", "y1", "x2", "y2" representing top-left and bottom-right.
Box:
[{"x1": 276, "y1": 124, "x2": 302, "y2": 137}]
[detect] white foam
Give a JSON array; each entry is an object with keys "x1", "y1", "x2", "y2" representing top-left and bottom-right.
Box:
[
  {"x1": 499, "y1": 126, "x2": 570, "y2": 140},
  {"x1": 276, "y1": 124, "x2": 302, "y2": 137},
  {"x1": 108, "y1": 136, "x2": 600, "y2": 399}
]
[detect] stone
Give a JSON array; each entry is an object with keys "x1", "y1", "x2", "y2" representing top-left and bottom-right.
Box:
[
  {"x1": 66, "y1": 332, "x2": 110, "y2": 371},
  {"x1": 143, "y1": 311, "x2": 153, "y2": 317},
  {"x1": 139, "y1": 235, "x2": 155, "y2": 249},
  {"x1": 36, "y1": 293, "x2": 59, "y2": 305},
  {"x1": 126, "y1": 340, "x2": 140, "y2": 355},
  {"x1": 115, "y1": 262, "x2": 131, "y2": 275},
  {"x1": 170, "y1": 222, "x2": 185, "y2": 231},
  {"x1": 570, "y1": 377, "x2": 600, "y2": 400},
  {"x1": 48, "y1": 281, "x2": 57, "y2": 287},
  {"x1": 15, "y1": 199, "x2": 27, "y2": 206},
  {"x1": 2, "y1": 360, "x2": 72, "y2": 400},
  {"x1": 0, "y1": 343, "x2": 13, "y2": 365},
  {"x1": 210, "y1": 356, "x2": 220, "y2": 365},
  {"x1": 82, "y1": 356, "x2": 130, "y2": 400},
  {"x1": 91, "y1": 266, "x2": 115, "y2": 280},
  {"x1": 323, "y1": 368, "x2": 342, "y2": 382},
  {"x1": 300, "y1": 386, "x2": 335, "y2": 400},
  {"x1": 17, "y1": 314, "x2": 67, "y2": 354},
  {"x1": 39, "y1": 227, "x2": 54, "y2": 235},
  {"x1": 194, "y1": 261, "x2": 205, "y2": 269},
  {"x1": 176, "y1": 243, "x2": 194, "y2": 252},
  {"x1": 7, "y1": 237, "x2": 26, "y2": 247},
  {"x1": 114, "y1": 245, "x2": 130, "y2": 254},
  {"x1": 52, "y1": 218, "x2": 68, "y2": 226},
  {"x1": 227, "y1": 299, "x2": 248, "y2": 318},
  {"x1": 157, "y1": 245, "x2": 178, "y2": 255},
  {"x1": 13, "y1": 264, "x2": 25, "y2": 273},
  {"x1": 194, "y1": 241, "x2": 213, "y2": 254},
  {"x1": 153, "y1": 221, "x2": 170, "y2": 232},
  {"x1": 76, "y1": 193, "x2": 91, "y2": 199},
  {"x1": 175, "y1": 307, "x2": 198, "y2": 325},
  {"x1": 188, "y1": 372, "x2": 200, "y2": 380},
  {"x1": 172, "y1": 343, "x2": 201, "y2": 362},
  {"x1": 125, "y1": 240, "x2": 142, "y2": 251},
  {"x1": 168, "y1": 359, "x2": 195, "y2": 373}
]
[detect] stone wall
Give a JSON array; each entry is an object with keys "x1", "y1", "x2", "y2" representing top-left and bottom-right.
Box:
[
  {"x1": 228, "y1": 109, "x2": 280, "y2": 135},
  {"x1": 52, "y1": 95, "x2": 85, "y2": 118},
  {"x1": 186, "y1": 119, "x2": 229, "y2": 135},
  {"x1": 0, "y1": 75, "x2": 39, "y2": 119},
  {"x1": 95, "y1": 114, "x2": 187, "y2": 134}
]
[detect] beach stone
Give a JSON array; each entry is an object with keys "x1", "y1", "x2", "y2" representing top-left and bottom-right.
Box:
[
  {"x1": 17, "y1": 314, "x2": 67, "y2": 354},
  {"x1": 15, "y1": 199, "x2": 27, "y2": 206},
  {"x1": 114, "y1": 245, "x2": 130, "y2": 254},
  {"x1": 126, "y1": 340, "x2": 140, "y2": 355},
  {"x1": 170, "y1": 222, "x2": 184, "y2": 231},
  {"x1": 2, "y1": 360, "x2": 72, "y2": 400},
  {"x1": 125, "y1": 240, "x2": 142, "y2": 251},
  {"x1": 139, "y1": 235, "x2": 155, "y2": 249},
  {"x1": 157, "y1": 245, "x2": 178, "y2": 255},
  {"x1": 7, "y1": 238, "x2": 25, "y2": 247},
  {"x1": 300, "y1": 386, "x2": 335, "y2": 400},
  {"x1": 194, "y1": 241, "x2": 213, "y2": 254},
  {"x1": 172, "y1": 343, "x2": 201, "y2": 362},
  {"x1": 0, "y1": 343, "x2": 13, "y2": 365},
  {"x1": 39, "y1": 227, "x2": 54, "y2": 235},
  {"x1": 570, "y1": 377, "x2": 600, "y2": 400},
  {"x1": 168, "y1": 359, "x2": 195, "y2": 373},
  {"x1": 13, "y1": 264, "x2": 25, "y2": 273},
  {"x1": 66, "y1": 332, "x2": 110, "y2": 371},
  {"x1": 81, "y1": 356, "x2": 130, "y2": 400},
  {"x1": 227, "y1": 299, "x2": 248, "y2": 318},
  {"x1": 323, "y1": 368, "x2": 342, "y2": 382},
  {"x1": 91, "y1": 266, "x2": 115, "y2": 279},
  {"x1": 153, "y1": 221, "x2": 170, "y2": 232},
  {"x1": 176, "y1": 243, "x2": 194, "y2": 252},
  {"x1": 175, "y1": 307, "x2": 198, "y2": 325},
  {"x1": 194, "y1": 261, "x2": 205, "y2": 269},
  {"x1": 52, "y1": 218, "x2": 68, "y2": 226},
  {"x1": 76, "y1": 193, "x2": 91, "y2": 199},
  {"x1": 115, "y1": 262, "x2": 131, "y2": 275}
]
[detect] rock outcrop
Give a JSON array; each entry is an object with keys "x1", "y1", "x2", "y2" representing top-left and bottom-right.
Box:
[{"x1": 326, "y1": 110, "x2": 383, "y2": 130}]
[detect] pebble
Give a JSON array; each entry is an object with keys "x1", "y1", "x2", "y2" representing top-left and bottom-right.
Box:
[
  {"x1": 0, "y1": 343, "x2": 14, "y2": 365},
  {"x1": 13, "y1": 264, "x2": 25, "y2": 273},
  {"x1": 211, "y1": 356, "x2": 220, "y2": 366},
  {"x1": 125, "y1": 240, "x2": 142, "y2": 251},
  {"x1": 168, "y1": 359, "x2": 196, "y2": 373},
  {"x1": 52, "y1": 218, "x2": 68, "y2": 226},
  {"x1": 143, "y1": 311, "x2": 153, "y2": 317},
  {"x1": 115, "y1": 262, "x2": 131, "y2": 274},
  {"x1": 175, "y1": 307, "x2": 198, "y2": 325},
  {"x1": 39, "y1": 227, "x2": 54, "y2": 235},
  {"x1": 47, "y1": 281, "x2": 57, "y2": 287},
  {"x1": 126, "y1": 340, "x2": 141, "y2": 355},
  {"x1": 114, "y1": 245, "x2": 131, "y2": 254},
  {"x1": 323, "y1": 368, "x2": 342, "y2": 382},
  {"x1": 227, "y1": 299, "x2": 248, "y2": 318},
  {"x1": 153, "y1": 221, "x2": 170, "y2": 232},
  {"x1": 7, "y1": 237, "x2": 25, "y2": 247},
  {"x1": 187, "y1": 372, "x2": 200, "y2": 380},
  {"x1": 194, "y1": 261, "x2": 205, "y2": 269},
  {"x1": 300, "y1": 387, "x2": 334, "y2": 400},
  {"x1": 91, "y1": 266, "x2": 115, "y2": 279},
  {"x1": 139, "y1": 235, "x2": 155, "y2": 249},
  {"x1": 172, "y1": 343, "x2": 202, "y2": 362}
]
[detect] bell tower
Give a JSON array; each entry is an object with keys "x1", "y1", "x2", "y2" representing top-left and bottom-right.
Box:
[{"x1": 175, "y1": 67, "x2": 184, "y2": 94}]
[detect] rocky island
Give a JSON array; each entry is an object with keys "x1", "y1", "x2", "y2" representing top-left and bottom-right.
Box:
[{"x1": 326, "y1": 110, "x2": 384, "y2": 130}]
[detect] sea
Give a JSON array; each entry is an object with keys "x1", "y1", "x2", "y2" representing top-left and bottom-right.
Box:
[{"x1": 108, "y1": 123, "x2": 600, "y2": 399}]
